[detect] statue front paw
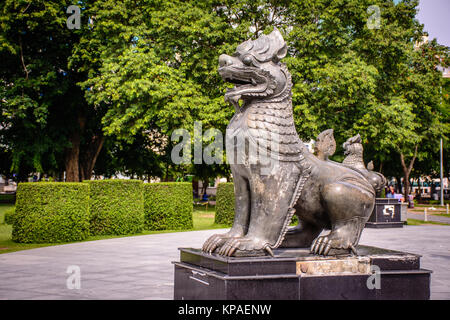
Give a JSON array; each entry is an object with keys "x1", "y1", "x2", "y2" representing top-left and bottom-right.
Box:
[
  {"x1": 202, "y1": 232, "x2": 240, "y2": 253},
  {"x1": 217, "y1": 237, "x2": 269, "y2": 257}
]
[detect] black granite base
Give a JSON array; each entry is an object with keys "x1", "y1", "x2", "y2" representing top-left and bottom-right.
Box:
[
  {"x1": 365, "y1": 222, "x2": 405, "y2": 228},
  {"x1": 173, "y1": 246, "x2": 431, "y2": 300}
]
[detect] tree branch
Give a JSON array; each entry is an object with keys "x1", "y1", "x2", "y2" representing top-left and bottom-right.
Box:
[
  {"x1": 400, "y1": 144, "x2": 418, "y2": 176},
  {"x1": 22, "y1": 3, "x2": 31, "y2": 13},
  {"x1": 19, "y1": 37, "x2": 29, "y2": 80},
  {"x1": 408, "y1": 145, "x2": 419, "y2": 174}
]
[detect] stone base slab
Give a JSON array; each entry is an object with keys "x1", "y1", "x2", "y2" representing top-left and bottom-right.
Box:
[{"x1": 173, "y1": 246, "x2": 431, "y2": 300}]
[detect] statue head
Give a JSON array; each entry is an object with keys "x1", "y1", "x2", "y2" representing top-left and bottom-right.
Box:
[
  {"x1": 218, "y1": 28, "x2": 290, "y2": 108},
  {"x1": 343, "y1": 134, "x2": 363, "y2": 156}
]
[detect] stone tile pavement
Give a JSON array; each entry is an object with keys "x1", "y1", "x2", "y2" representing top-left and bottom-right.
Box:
[{"x1": 0, "y1": 225, "x2": 449, "y2": 300}]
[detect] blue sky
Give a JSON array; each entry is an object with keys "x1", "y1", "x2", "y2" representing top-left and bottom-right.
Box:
[{"x1": 416, "y1": 0, "x2": 450, "y2": 46}]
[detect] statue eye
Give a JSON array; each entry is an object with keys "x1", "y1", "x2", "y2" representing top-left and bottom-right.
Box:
[{"x1": 242, "y1": 55, "x2": 253, "y2": 66}]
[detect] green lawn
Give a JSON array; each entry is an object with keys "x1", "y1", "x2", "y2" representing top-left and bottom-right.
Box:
[
  {"x1": 0, "y1": 204, "x2": 229, "y2": 254},
  {"x1": 407, "y1": 218, "x2": 449, "y2": 226}
]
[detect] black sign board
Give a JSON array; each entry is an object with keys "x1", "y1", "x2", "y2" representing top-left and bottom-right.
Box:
[{"x1": 366, "y1": 198, "x2": 404, "y2": 228}]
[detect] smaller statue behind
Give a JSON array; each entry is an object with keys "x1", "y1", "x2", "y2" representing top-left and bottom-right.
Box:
[{"x1": 314, "y1": 131, "x2": 387, "y2": 197}]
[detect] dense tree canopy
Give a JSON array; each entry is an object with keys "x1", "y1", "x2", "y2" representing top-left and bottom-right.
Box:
[{"x1": 0, "y1": 0, "x2": 448, "y2": 194}]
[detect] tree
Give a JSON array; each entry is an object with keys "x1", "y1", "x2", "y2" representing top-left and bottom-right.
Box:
[
  {"x1": 73, "y1": 0, "x2": 241, "y2": 182},
  {"x1": 0, "y1": 0, "x2": 106, "y2": 181},
  {"x1": 284, "y1": 0, "x2": 448, "y2": 199},
  {"x1": 1, "y1": 0, "x2": 447, "y2": 188},
  {"x1": 0, "y1": 0, "x2": 73, "y2": 180}
]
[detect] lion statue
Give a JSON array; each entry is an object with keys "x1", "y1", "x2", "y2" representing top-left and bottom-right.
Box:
[{"x1": 202, "y1": 28, "x2": 376, "y2": 257}]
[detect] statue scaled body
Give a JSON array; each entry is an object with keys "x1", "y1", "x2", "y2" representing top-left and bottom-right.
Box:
[{"x1": 202, "y1": 29, "x2": 380, "y2": 257}]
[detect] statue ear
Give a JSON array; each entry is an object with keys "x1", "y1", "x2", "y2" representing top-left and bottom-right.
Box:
[
  {"x1": 270, "y1": 27, "x2": 287, "y2": 62},
  {"x1": 275, "y1": 44, "x2": 287, "y2": 62}
]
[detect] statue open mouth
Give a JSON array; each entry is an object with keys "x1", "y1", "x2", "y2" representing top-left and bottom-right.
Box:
[
  {"x1": 219, "y1": 66, "x2": 265, "y2": 88},
  {"x1": 219, "y1": 65, "x2": 275, "y2": 109},
  {"x1": 224, "y1": 76, "x2": 256, "y2": 86}
]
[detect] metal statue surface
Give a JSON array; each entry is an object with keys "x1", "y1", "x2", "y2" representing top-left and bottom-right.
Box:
[
  {"x1": 315, "y1": 132, "x2": 387, "y2": 197},
  {"x1": 341, "y1": 134, "x2": 387, "y2": 197},
  {"x1": 202, "y1": 28, "x2": 381, "y2": 257}
]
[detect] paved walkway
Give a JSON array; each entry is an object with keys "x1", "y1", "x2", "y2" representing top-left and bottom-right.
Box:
[{"x1": 0, "y1": 225, "x2": 449, "y2": 300}]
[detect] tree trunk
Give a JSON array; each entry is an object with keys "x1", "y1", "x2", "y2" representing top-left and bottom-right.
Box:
[
  {"x1": 400, "y1": 145, "x2": 419, "y2": 201},
  {"x1": 403, "y1": 177, "x2": 410, "y2": 202},
  {"x1": 65, "y1": 114, "x2": 87, "y2": 182},
  {"x1": 417, "y1": 178, "x2": 422, "y2": 199},
  {"x1": 65, "y1": 131, "x2": 81, "y2": 182},
  {"x1": 79, "y1": 134, "x2": 104, "y2": 181}
]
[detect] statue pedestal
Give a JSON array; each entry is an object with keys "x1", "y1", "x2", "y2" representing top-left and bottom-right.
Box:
[
  {"x1": 365, "y1": 198, "x2": 404, "y2": 228},
  {"x1": 173, "y1": 246, "x2": 430, "y2": 300}
]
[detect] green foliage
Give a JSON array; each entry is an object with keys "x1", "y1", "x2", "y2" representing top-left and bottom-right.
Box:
[
  {"x1": 427, "y1": 200, "x2": 450, "y2": 205},
  {"x1": 0, "y1": 0, "x2": 89, "y2": 179},
  {"x1": 144, "y1": 182, "x2": 193, "y2": 230},
  {"x1": 215, "y1": 183, "x2": 235, "y2": 225},
  {"x1": 354, "y1": 97, "x2": 420, "y2": 154},
  {"x1": 291, "y1": 215, "x2": 299, "y2": 226},
  {"x1": 2, "y1": 206, "x2": 15, "y2": 224},
  {"x1": 86, "y1": 179, "x2": 144, "y2": 235},
  {"x1": 3, "y1": 207, "x2": 15, "y2": 225},
  {"x1": 12, "y1": 183, "x2": 90, "y2": 243},
  {"x1": 380, "y1": 187, "x2": 386, "y2": 198},
  {"x1": 0, "y1": 193, "x2": 15, "y2": 204}
]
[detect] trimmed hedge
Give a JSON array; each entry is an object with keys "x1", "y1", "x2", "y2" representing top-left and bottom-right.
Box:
[
  {"x1": 12, "y1": 183, "x2": 90, "y2": 243},
  {"x1": 3, "y1": 207, "x2": 15, "y2": 225},
  {"x1": 86, "y1": 179, "x2": 144, "y2": 236},
  {"x1": 144, "y1": 182, "x2": 193, "y2": 230},
  {"x1": 214, "y1": 183, "x2": 299, "y2": 226},
  {"x1": 215, "y1": 182, "x2": 235, "y2": 225}
]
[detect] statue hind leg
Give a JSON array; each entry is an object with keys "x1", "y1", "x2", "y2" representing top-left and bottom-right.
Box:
[{"x1": 311, "y1": 181, "x2": 374, "y2": 255}]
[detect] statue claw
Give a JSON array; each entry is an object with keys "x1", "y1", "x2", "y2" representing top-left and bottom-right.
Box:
[{"x1": 264, "y1": 246, "x2": 274, "y2": 257}]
